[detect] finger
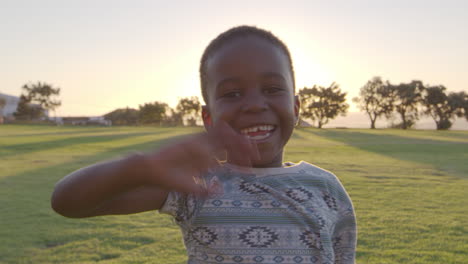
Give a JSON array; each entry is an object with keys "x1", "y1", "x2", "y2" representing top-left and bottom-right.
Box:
[
  {"x1": 247, "y1": 139, "x2": 261, "y2": 163},
  {"x1": 211, "y1": 121, "x2": 255, "y2": 166},
  {"x1": 225, "y1": 136, "x2": 253, "y2": 167},
  {"x1": 184, "y1": 137, "x2": 222, "y2": 171}
]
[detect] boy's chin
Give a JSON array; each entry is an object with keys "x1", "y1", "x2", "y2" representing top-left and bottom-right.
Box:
[
  {"x1": 251, "y1": 155, "x2": 283, "y2": 168},
  {"x1": 226, "y1": 146, "x2": 284, "y2": 168}
]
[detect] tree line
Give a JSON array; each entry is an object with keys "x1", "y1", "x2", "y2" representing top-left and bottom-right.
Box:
[
  {"x1": 298, "y1": 77, "x2": 468, "y2": 130},
  {"x1": 4, "y1": 79, "x2": 468, "y2": 130},
  {"x1": 103, "y1": 96, "x2": 201, "y2": 126},
  {"x1": 352, "y1": 77, "x2": 468, "y2": 130},
  {"x1": 6, "y1": 82, "x2": 201, "y2": 126}
]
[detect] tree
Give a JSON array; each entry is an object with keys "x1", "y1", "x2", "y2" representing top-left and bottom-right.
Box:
[
  {"x1": 14, "y1": 82, "x2": 61, "y2": 120},
  {"x1": 138, "y1": 101, "x2": 170, "y2": 125},
  {"x1": 353, "y1": 77, "x2": 395, "y2": 129},
  {"x1": 164, "y1": 108, "x2": 184, "y2": 126},
  {"x1": 298, "y1": 83, "x2": 349, "y2": 128},
  {"x1": 421, "y1": 85, "x2": 464, "y2": 130},
  {"x1": 22, "y1": 82, "x2": 61, "y2": 112},
  {"x1": 449, "y1": 91, "x2": 468, "y2": 121},
  {"x1": 104, "y1": 107, "x2": 139, "y2": 126},
  {"x1": 14, "y1": 95, "x2": 45, "y2": 120},
  {"x1": 0, "y1": 97, "x2": 5, "y2": 124},
  {"x1": 176, "y1": 96, "x2": 201, "y2": 126},
  {"x1": 387, "y1": 80, "x2": 424, "y2": 129},
  {"x1": 0, "y1": 97, "x2": 5, "y2": 112}
]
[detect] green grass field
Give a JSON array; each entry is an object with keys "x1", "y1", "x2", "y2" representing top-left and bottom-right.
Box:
[{"x1": 0, "y1": 125, "x2": 467, "y2": 263}]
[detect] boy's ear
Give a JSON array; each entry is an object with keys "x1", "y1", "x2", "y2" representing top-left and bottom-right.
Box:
[
  {"x1": 294, "y1": 95, "x2": 300, "y2": 124},
  {"x1": 202, "y1": 105, "x2": 212, "y2": 130}
]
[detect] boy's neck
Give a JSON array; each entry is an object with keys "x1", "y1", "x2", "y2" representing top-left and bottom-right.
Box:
[{"x1": 227, "y1": 156, "x2": 283, "y2": 168}]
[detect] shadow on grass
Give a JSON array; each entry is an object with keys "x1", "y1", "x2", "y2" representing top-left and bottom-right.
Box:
[
  {"x1": 0, "y1": 131, "x2": 168, "y2": 158},
  {"x1": 291, "y1": 129, "x2": 306, "y2": 140},
  {"x1": 0, "y1": 131, "x2": 192, "y2": 263},
  {"x1": 2, "y1": 128, "x2": 114, "y2": 137},
  {"x1": 300, "y1": 129, "x2": 468, "y2": 177}
]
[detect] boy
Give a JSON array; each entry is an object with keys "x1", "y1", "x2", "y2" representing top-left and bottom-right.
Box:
[{"x1": 52, "y1": 26, "x2": 356, "y2": 263}]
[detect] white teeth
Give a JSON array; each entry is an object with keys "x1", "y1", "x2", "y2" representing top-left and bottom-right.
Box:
[
  {"x1": 247, "y1": 132, "x2": 271, "y2": 140},
  {"x1": 240, "y1": 125, "x2": 275, "y2": 135},
  {"x1": 248, "y1": 127, "x2": 258, "y2": 133}
]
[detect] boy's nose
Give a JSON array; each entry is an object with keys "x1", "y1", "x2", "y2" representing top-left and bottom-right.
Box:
[{"x1": 241, "y1": 90, "x2": 267, "y2": 113}]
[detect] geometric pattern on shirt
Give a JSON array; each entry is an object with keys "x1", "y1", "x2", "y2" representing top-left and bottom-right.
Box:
[
  {"x1": 239, "y1": 180, "x2": 270, "y2": 194},
  {"x1": 286, "y1": 187, "x2": 314, "y2": 203},
  {"x1": 322, "y1": 192, "x2": 338, "y2": 211},
  {"x1": 159, "y1": 162, "x2": 357, "y2": 264},
  {"x1": 190, "y1": 226, "x2": 218, "y2": 246},
  {"x1": 238, "y1": 226, "x2": 279, "y2": 248},
  {"x1": 299, "y1": 229, "x2": 323, "y2": 250},
  {"x1": 207, "y1": 198, "x2": 285, "y2": 209}
]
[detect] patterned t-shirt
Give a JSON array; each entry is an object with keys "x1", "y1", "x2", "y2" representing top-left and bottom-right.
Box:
[{"x1": 160, "y1": 161, "x2": 356, "y2": 264}]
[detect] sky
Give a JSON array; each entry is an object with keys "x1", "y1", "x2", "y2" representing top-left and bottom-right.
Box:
[{"x1": 1, "y1": 0, "x2": 467, "y2": 117}]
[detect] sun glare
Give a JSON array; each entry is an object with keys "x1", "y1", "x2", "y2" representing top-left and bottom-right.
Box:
[
  {"x1": 283, "y1": 32, "x2": 335, "y2": 90},
  {"x1": 293, "y1": 52, "x2": 335, "y2": 89}
]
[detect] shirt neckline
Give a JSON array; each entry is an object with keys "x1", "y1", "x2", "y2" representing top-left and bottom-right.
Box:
[{"x1": 222, "y1": 161, "x2": 307, "y2": 177}]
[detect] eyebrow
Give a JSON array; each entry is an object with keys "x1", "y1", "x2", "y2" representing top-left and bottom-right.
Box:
[
  {"x1": 216, "y1": 72, "x2": 287, "y2": 89},
  {"x1": 260, "y1": 72, "x2": 287, "y2": 82}
]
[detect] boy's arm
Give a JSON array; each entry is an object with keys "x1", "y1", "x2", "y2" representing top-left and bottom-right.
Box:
[
  {"x1": 51, "y1": 123, "x2": 259, "y2": 218},
  {"x1": 51, "y1": 153, "x2": 169, "y2": 218}
]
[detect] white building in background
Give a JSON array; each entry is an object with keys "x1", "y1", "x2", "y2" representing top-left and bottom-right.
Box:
[
  {"x1": 0, "y1": 92, "x2": 109, "y2": 125},
  {"x1": 55, "y1": 116, "x2": 111, "y2": 126},
  {"x1": 0, "y1": 92, "x2": 20, "y2": 118},
  {"x1": 0, "y1": 92, "x2": 111, "y2": 126},
  {"x1": 0, "y1": 92, "x2": 50, "y2": 123}
]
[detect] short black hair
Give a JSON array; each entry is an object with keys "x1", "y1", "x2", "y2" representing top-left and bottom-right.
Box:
[{"x1": 199, "y1": 25, "x2": 295, "y2": 104}]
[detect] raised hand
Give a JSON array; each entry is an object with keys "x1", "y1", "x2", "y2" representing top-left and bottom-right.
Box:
[
  {"x1": 144, "y1": 120, "x2": 260, "y2": 195},
  {"x1": 51, "y1": 120, "x2": 261, "y2": 217}
]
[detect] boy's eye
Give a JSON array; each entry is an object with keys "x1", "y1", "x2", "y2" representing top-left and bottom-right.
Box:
[
  {"x1": 222, "y1": 91, "x2": 241, "y2": 98},
  {"x1": 263, "y1": 86, "x2": 283, "y2": 94}
]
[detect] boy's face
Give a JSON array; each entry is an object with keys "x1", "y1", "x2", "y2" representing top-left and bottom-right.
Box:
[{"x1": 202, "y1": 36, "x2": 299, "y2": 167}]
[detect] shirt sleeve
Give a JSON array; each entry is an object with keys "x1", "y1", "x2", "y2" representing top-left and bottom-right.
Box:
[
  {"x1": 159, "y1": 191, "x2": 198, "y2": 224},
  {"x1": 328, "y1": 175, "x2": 357, "y2": 264},
  {"x1": 159, "y1": 191, "x2": 181, "y2": 217}
]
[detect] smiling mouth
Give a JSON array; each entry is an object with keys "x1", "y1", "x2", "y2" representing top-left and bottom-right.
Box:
[{"x1": 240, "y1": 125, "x2": 276, "y2": 140}]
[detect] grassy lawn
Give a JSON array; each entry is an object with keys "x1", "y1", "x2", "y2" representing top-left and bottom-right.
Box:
[{"x1": 0, "y1": 125, "x2": 467, "y2": 263}]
